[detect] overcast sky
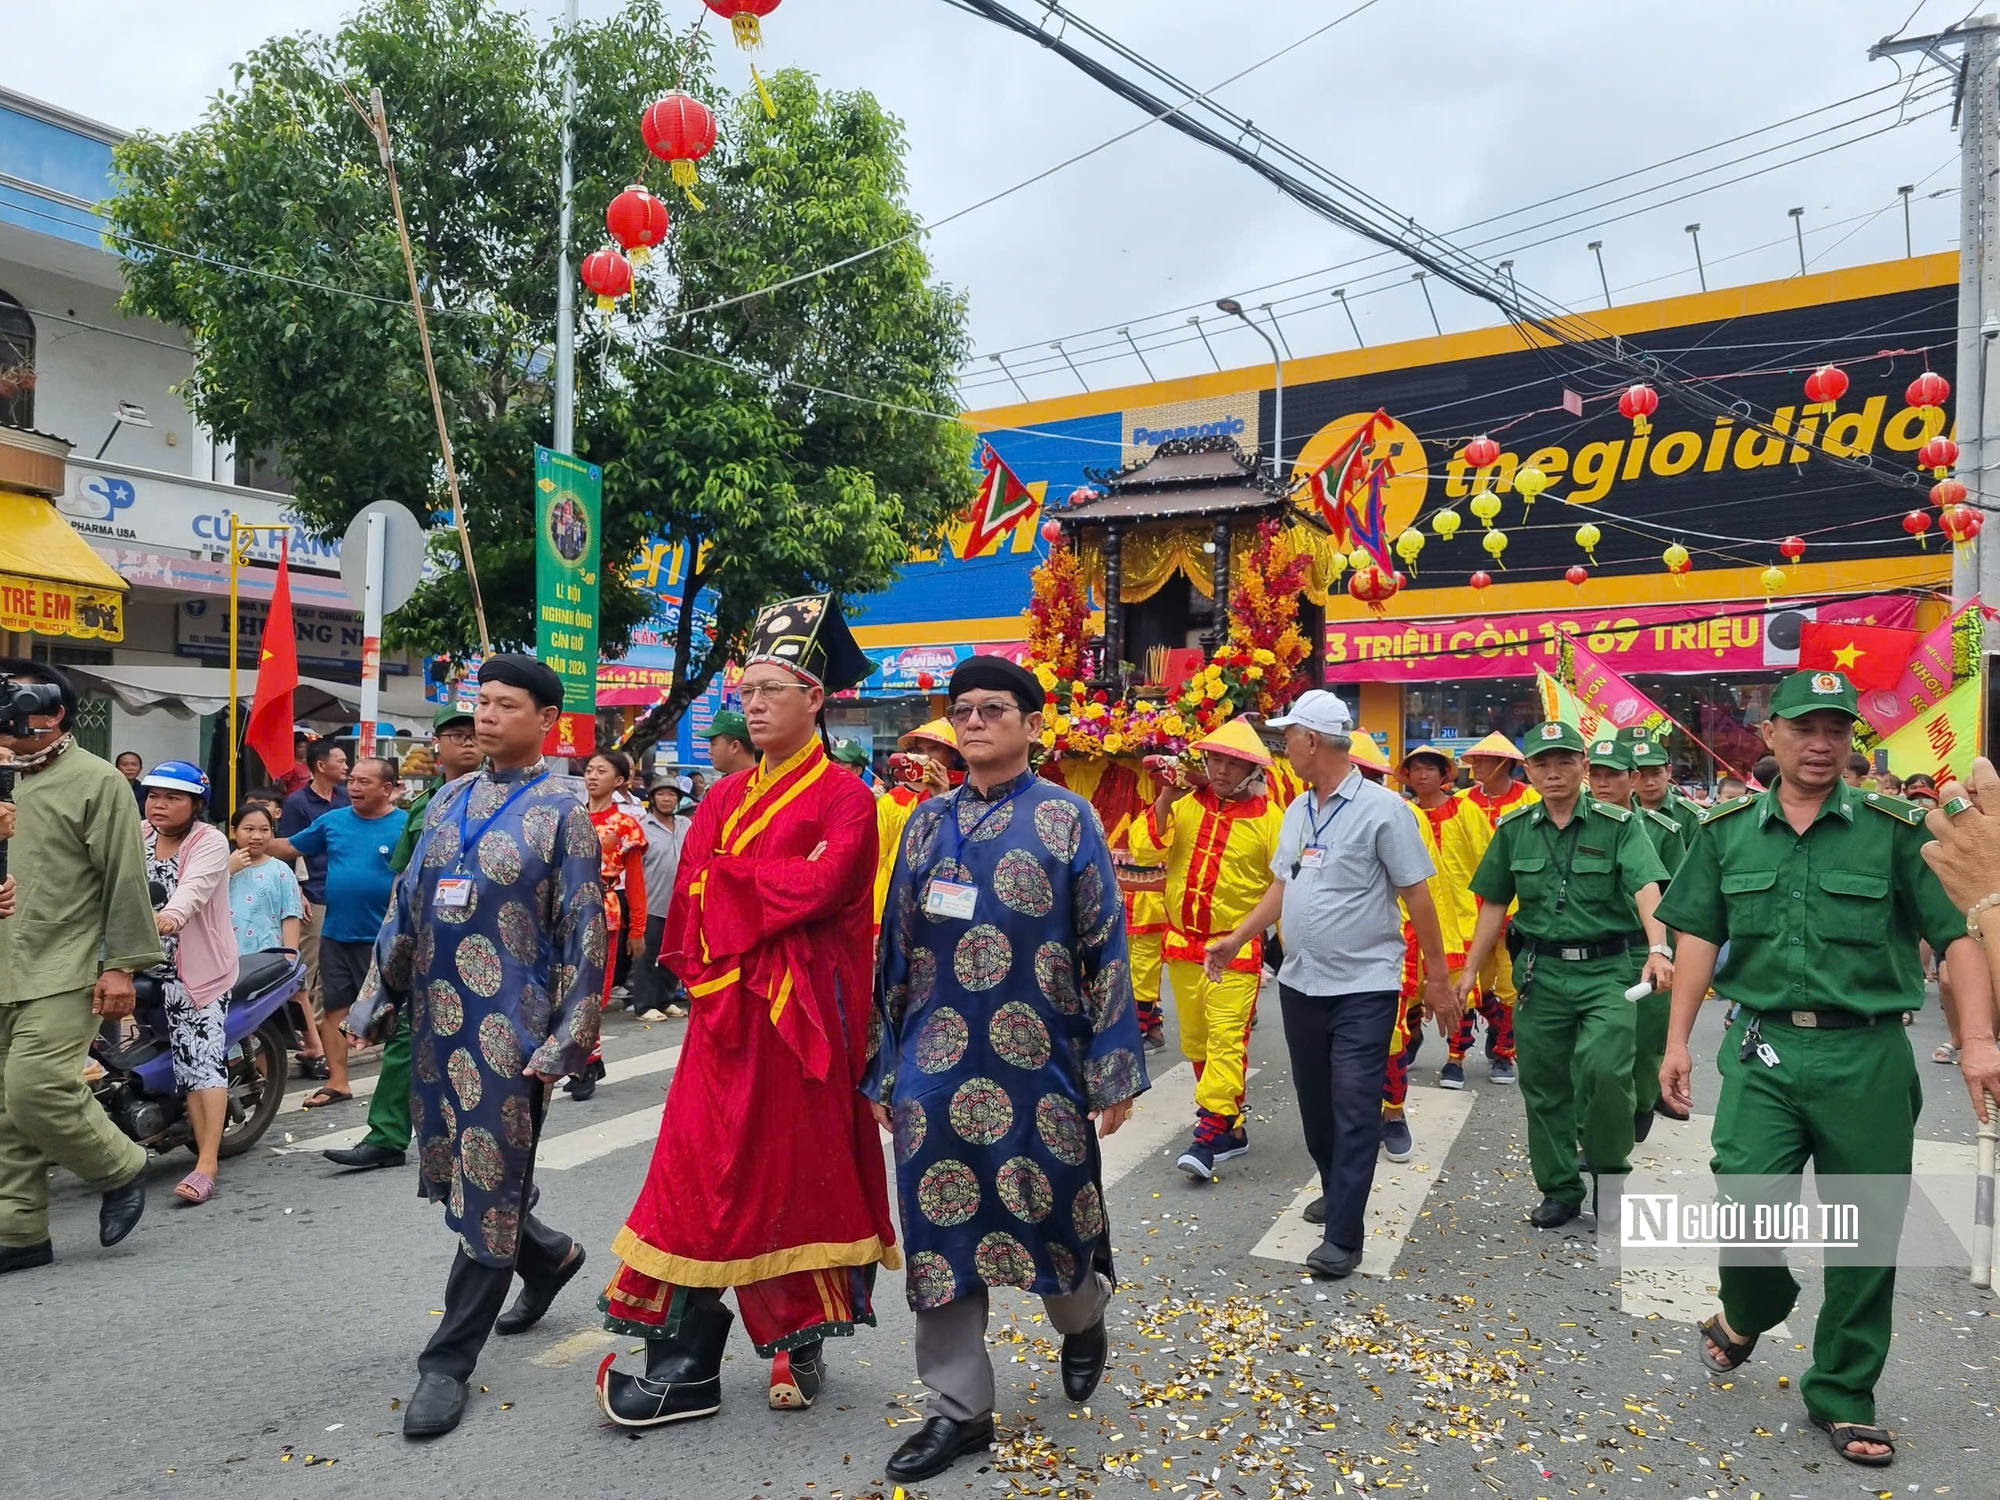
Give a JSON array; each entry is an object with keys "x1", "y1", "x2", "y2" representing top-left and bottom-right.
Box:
[{"x1": 4, "y1": 0, "x2": 1976, "y2": 406}]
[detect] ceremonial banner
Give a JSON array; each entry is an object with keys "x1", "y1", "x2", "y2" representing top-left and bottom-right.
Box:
[
  {"x1": 1535, "y1": 665, "x2": 1605, "y2": 737},
  {"x1": 1855, "y1": 598, "x2": 1982, "y2": 737},
  {"x1": 1876, "y1": 672, "x2": 1980, "y2": 784},
  {"x1": 965, "y1": 446, "x2": 1037, "y2": 559},
  {"x1": 1564, "y1": 636, "x2": 1672, "y2": 735},
  {"x1": 534, "y1": 445, "x2": 603, "y2": 757}
]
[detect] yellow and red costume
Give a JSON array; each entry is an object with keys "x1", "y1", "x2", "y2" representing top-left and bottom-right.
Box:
[
  {"x1": 1043, "y1": 756, "x2": 1167, "y2": 1041},
  {"x1": 871, "y1": 720, "x2": 958, "y2": 940},
  {"x1": 1126, "y1": 732, "x2": 1284, "y2": 1134},
  {"x1": 1457, "y1": 737, "x2": 1539, "y2": 1042},
  {"x1": 603, "y1": 738, "x2": 900, "y2": 1355},
  {"x1": 1383, "y1": 780, "x2": 1489, "y2": 1108}
]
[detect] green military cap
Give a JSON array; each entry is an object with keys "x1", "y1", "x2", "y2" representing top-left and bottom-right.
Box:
[
  {"x1": 829, "y1": 737, "x2": 869, "y2": 767},
  {"x1": 1623, "y1": 734, "x2": 1670, "y2": 768},
  {"x1": 1522, "y1": 719, "x2": 1586, "y2": 757},
  {"x1": 1586, "y1": 736, "x2": 1634, "y2": 770},
  {"x1": 433, "y1": 703, "x2": 474, "y2": 733},
  {"x1": 1769, "y1": 668, "x2": 1860, "y2": 720},
  {"x1": 706, "y1": 709, "x2": 751, "y2": 742}
]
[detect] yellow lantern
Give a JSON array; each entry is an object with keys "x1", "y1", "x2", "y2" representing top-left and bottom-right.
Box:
[
  {"x1": 1470, "y1": 489, "x2": 1502, "y2": 528},
  {"x1": 1575, "y1": 521, "x2": 1600, "y2": 564},
  {"x1": 1482, "y1": 528, "x2": 1508, "y2": 569},
  {"x1": 1759, "y1": 564, "x2": 1787, "y2": 598},
  {"x1": 1394, "y1": 527, "x2": 1425, "y2": 574},
  {"x1": 1431, "y1": 508, "x2": 1462, "y2": 540},
  {"x1": 1326, "y1": 547, "x2": 1349, "y2": 583},
  {"x1": 1513, "y1": 464, "x2": 1549, "y2": 514},
  {"x1": 1663, "y1": 541, "x2": 1691, "y2": 590},
  {"x1": 1347, "y1": 547, "x2": 1371, "y2": 574}
]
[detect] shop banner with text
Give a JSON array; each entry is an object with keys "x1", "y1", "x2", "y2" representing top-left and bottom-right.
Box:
[
  {"x1": 1876, "y1": 672, "x2": 1980, "y2": 784},
  {"x1": 1323, "y1": 594, "x2": 1917, "y2": 682},
  {"x1": 1855, "y1": 598, "x2": 1982, "y2": 738},
  {"x1": 1564, "y1": 636, "x2": 1672, "y2": 736},
  {"x1": 534, "y1": 445, "x2": 602, "y2": 757}
]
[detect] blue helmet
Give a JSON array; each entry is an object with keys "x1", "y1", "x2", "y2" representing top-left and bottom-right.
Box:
[{"x1": 140, "y1": 760, "x2": 211, "y2": 802}]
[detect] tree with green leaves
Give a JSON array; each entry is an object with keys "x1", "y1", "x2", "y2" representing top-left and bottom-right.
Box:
[{"x1": 107, "y1": 0, "x2": 972, "y2": 747}]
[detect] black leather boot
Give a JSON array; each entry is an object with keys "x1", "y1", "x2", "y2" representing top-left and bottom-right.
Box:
[
  {"x1": 768, "y1": 1339, "x2": 823, "y2": 1410},
  {"x1": 1061, "y1": 1321, "x2": 1107, "y2": 1401},
  {"x1": 99, "y1": 1177, "x2": 146, "y2": 1247},
  {"x1": 595, "y1": 1292, "x2": 734, "y2": 1427},
  {"x1": 494, "y1": 1238, "x2": 585, "y2": 1336}
]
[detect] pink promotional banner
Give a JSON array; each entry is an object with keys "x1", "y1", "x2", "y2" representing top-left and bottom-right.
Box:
[
  {"x1": 1857, "y1": 598, "x2": 1980, "y2": 736},
  {"x1": 1322, "y1": 594, "x2": 1918, "y2": 682}
]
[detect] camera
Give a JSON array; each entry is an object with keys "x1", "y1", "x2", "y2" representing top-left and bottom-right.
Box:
[{"x1": 0, "y1": 679, "x2": 63, "y2": 739}]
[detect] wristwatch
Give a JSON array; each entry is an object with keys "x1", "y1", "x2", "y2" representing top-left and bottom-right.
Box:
[{"x1": 1648, "y1": 943, "x2": 1673, "y2": 959}]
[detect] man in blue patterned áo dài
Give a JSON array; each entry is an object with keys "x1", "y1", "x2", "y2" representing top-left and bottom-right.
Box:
[
  {"x1": 869, "y1": 654, "x2": 1148, "y2": 1484},
  {"x1": 346, "y1": 654, "x2": 606, "y2": 1442}
]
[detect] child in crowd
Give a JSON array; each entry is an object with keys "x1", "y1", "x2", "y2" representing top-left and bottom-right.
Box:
[{"x1": 226, "y1": 802, "x2": 320, "y2": 1078}]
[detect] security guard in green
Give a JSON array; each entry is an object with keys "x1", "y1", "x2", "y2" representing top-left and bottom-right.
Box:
[
  {"x1": 1657, "y1": 669, "x2": 1992, "y2": 1471},
  {"x1": 1618, "y1": 724, "x2": 1703, "y2": 848},
  {"x1": 1588, "y1": 735, "x2": 1689, "y2": 1143},
  {"x1": 1458, "y1": 720, "x2": 1672, "y2": 1229}
]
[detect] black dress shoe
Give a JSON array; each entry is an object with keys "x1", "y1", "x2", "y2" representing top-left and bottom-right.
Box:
[
  {"x1": 495, "y1": 1243, "x2": 584, "y2": 1335},
  {"x1": 323, "y1": 1143, "x2": 407, "y2": 1170},
  {"x1": 1632, "y1": 1109, "x2": 1655, "y2": 1143},
  {"x1": 0, "y1": 1240, "x2": 53, "y2": 1274},
  {"x1": 1305, "y1": 1242, "x2": 1362, "y2": 1278},
  {"x1": 885, "y1": 1415, "x2": 997, "y2": 1481},
  {"x1": 403, "y1": 1372, "x2": 468, "y2": 1438},
  {"x1": 1529, "y1": 1196, "x2": 1581, "y2": 1229},
  {"x1": 1302, "y1": 1195, "x2": 1327, "y2": 1225},
  {"x1": 99, "y1": 1177, "x2": 146, "y2": 1247},
  {"x1": 1061, "y1": 1320, "x2": 1107, "y2": 1401}
]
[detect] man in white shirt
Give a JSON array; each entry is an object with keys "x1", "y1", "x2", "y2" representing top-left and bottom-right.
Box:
[
  {"x1": 631, "y1": 779, "x2": 692, "y2": 1019},
  {"x1": 1205, "y1": 691, "x2": 1458, "y2": 1277}
]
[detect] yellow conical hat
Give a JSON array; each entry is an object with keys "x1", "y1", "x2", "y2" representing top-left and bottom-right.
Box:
[
  {"x1": 1190, "y1": 717, "x2": 1274, "y2": 768},
  {"x1": 1398, "y1": 742, "x2": 1455, "y2": 773},
  {"x1": 1462, "y1": 730, "x2": 1524, "y2": 762},
  {"x1": 1348, "y1": 729, "x2": 1390, "y2": 772},
  {"x1": 898, "y1": 718, "x2": 957, "y2": 752}
]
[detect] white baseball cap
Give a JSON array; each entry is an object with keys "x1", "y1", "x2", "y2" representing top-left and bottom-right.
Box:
[{"x1": 1265, "y1": 689, "x2": 1354, "y2": 738}]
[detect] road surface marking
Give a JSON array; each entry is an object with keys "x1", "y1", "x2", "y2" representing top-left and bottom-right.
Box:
[{"x1": 1100, "y1": 1061, "x2": 1258, "y2": 1190}]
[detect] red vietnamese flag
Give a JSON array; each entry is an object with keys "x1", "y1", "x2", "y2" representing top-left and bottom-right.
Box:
[
  {"x1": 243, "y1": 538, "x2": 301, "y2": 780},
  {"x1": 1796, "y1": 619, "x2": 1920, "y2": 692}
]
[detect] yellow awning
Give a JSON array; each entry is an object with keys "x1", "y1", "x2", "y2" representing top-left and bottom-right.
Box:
[{"x1": 0, "y1": 490, "x2": 129, "y2": 642}]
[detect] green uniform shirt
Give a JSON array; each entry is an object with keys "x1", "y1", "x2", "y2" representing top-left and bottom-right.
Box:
[
  {"x1": 1666, "y1": 792, "x2": 1704, "y2": 845},
  {"x1": 0, "y1": 741, "x2": 165, "y2": 1004},
  {"x1": 1469, "y1": 791, "x2": 1668, "y2": 944},
  {"x1": 390, "y1": 781, "x2": 440, "y2": 874},
  {"x1": 1654, "y1": 779, "x2": 1963, "y2": 1016},
  {"x1": 1635, "y1": 803, "x2": 1690, "y2": 882}
]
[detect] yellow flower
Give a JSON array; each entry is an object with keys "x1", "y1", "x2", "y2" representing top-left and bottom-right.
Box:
[
  {"x1": 1244, "y1": 666, "x2": 1264, "y2": 681},
  {"x1": 1162, "y1": 714, "x2": 1186, "y2": 736},
  {"x1": 1084, "y1": 702, "x2": 1107, "y2": 721},
  {"x1": 1206, "y1": 679, "x2": 1227, "y2": 700},
  {"x1": 1034, "y1": 663, "x2": 1057, "y2": 690},
  {"x1": 1203, "y1": 663, "x2": 1223, "y2": 682},
  {"x1": 1038, "y1": 727, "x2": 1056, "y2": 748},
  {"x1": 1050, "y1": 714, "x2": 1070, "y2": 734},
  {"x1": 1102, "y1": 733, "x2": 1125, "y2": 755},
  {"x1": 1252, "y1": 647, "x2": 1276, "y2": 666}
]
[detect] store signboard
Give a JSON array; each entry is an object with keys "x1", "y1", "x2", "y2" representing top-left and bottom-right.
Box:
[
  {"x1": 1322, "y1": 594, "x2": 1918, "y2": 682},
  {"x1": 58, "y1": 461, "x2": 345, "y2": 574},
  {"x1": 533, "y1": 446, "x2": 602, "y2": 757},
  {"x1": 176, "y1": 596, "x2": 408, "y2": 674}
]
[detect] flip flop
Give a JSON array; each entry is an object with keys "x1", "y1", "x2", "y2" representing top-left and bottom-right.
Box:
[
  {"x1": 1809, "y1": 1414, "x2": 1895, "y2": 1467},
  {"x1": 1697, "y1": 1313, "x2": 1756, "y2": 1373},
  {"x1": 174, "y1": 1171, "x2": 215, "y2": 1205},
  {"x1": 300, "y1": 1087, "x2": 352, "y2": 1109},
  {"x1": 1933, "y1": 1043, "x2": 1962, "y2": 1064}
]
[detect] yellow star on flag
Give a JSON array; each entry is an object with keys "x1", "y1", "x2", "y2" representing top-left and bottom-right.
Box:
[
  {"x1": 1831, "y1": 642, "x2": 1864, "y2": 670},
  {"x1": 260, "y1": 648, "x2": 275, "y2": 663}
]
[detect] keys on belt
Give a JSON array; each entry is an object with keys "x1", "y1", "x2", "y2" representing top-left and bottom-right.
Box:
[{"x1": 1738, "y1": 1013, "x2": 1780, "y2": 1068}]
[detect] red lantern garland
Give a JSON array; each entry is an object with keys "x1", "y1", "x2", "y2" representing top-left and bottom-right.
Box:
[
  {"x1": 1617, "y1": 383, "x2": 1659, "y2": 430},
  {"x1": 704, "y1": 0, "x2": 781, "y2": 47},
  {"x1": 1941, "y1": 503, "x2": 1984, "y2": 550},
  {"x1": 1468, "y1": 570, "x2": 1492, "y2": 592},
  {"x1": 1802, "y1": 364, "x2": 1849, "y2": 404},
  {"x1": 1906, "y1": 371, "x2": 1951, "y2": 409},
  {"x1": 915, "y1": 670, "x2": 936, "y2": 692},
  {"x1": 1903, "y1": 509, "x2": 1933, "y2": 548},
  {"x1": 1918, "y1": 436, "x2": 1960, "y2": 476},
  {"x1": 605, "y1": 185, "x2": 669, "y2": 264},
  {"x1": 1039, "y1": 518, "x2": 1063, "y2": 543},
  {"x1": 579, "y1": 247, "x2": 633, "y2": 311},
  {"x1": 1462, "y1": 434, "x2": 1500, "y2": 468},
  {"x1": 1347, "y1": 563, "x2": 1401, "y2": 616},
  {"x1": 1779, "y1": 534, "x2": 1806, "y2": 565},
  {"x1": 641, "y1": 92, "x2": 718, "y2": 205},
  {"x1": 1565, "y1": 564, "x2": 1589, "y2": 590},
  {"x1": 1931, "y1": 477, "x2": 1968, "y2": 509}
]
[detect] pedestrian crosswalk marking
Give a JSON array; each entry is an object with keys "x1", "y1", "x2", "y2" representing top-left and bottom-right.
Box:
[
  {"x1": 1099, "y1": 1060, "x2": 1257, "y2": 1189},
  {"x1": 1248, "y1": 1085, "x2": 1477, "y2": 1278}
]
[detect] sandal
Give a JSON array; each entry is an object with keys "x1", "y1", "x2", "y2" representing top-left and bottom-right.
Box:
[
  {"x1": 296, "y1": 1054, "x2": 331, "y2": 1080},
  {"x1": 1933, "y1": 1043, "x2": 1962, "y2": 1064},
  {"x1": 174, "y1": 1171, "x2": 215, "y2": 1205},
  {"x1": 300, "y1": 1087, "x2": 352, "y2": 1109},
  {"x1": 1809, "y1": 1414, "x2": 1895, "y2": 1467},
  {"x1": 1697, "y1": 1313, "x2": 1757, "y2": 1373}
]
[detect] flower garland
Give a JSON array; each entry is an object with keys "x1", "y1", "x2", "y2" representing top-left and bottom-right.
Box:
[{"x1": 1025, "y1": 540, "x2": 1088, "y2": 683}]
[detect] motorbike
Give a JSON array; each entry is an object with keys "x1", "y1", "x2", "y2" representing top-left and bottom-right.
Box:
[{"x1": 90, "y1": 900, "x2": 307, "y2": 1160}]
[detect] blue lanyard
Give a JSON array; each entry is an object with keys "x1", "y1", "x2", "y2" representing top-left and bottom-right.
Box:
[
  {"x1": 938, "y1": 782, "x2": 1031, "y2": 871},
  {"x1": 453, "y1": 772, "x2": 549, "y2": 870},
  {"x1": 1305, "y1": 789, "x2": 1350, "y2": 846}
]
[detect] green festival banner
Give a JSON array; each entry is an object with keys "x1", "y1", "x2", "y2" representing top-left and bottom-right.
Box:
[{"x1": 534, "y1": 445, "x2": 603, "y2": 757}]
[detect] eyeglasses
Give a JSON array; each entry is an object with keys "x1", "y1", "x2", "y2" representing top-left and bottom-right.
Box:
[
  {"x1": 946, "y1": 701, "x2": 1021, "y2": 727},
  {"x1": 737, "y1": 682, "x2": 813, "y2": 703}
]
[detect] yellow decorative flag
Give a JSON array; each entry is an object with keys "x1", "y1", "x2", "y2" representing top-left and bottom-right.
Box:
[
  {"x1": 1534, "y1": 664, "x2": 1606, "y2": 739},
  {"x1": 1877, "y1": 671, "x2": 1980, "y2": 785}
]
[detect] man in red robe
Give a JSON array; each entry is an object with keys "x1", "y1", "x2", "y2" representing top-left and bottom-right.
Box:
[{"x1": 596, "y1": 594, "x2": 899, "y2": 1427}]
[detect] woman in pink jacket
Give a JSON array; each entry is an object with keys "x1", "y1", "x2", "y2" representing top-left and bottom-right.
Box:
[{"x1": 140, "y1": 762, "x2": 240, "y2": 1205}]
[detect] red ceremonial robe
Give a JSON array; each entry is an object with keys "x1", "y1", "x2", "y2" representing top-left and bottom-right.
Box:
[{"x1": 604, "y1": 738, "x2": 900, "y2": 1355}]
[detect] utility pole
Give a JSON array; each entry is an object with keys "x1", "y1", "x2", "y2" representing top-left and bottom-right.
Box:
[
  {"x1": 1787, "y1": 208, "x2": 1807, "y2": 275},
  {"x1": 1898, "y1": 185, "x2": 1915, "y2": 257},
  {"x1": 1685, "y1": 223, "x2": 1707, "y2": 291},
  {"x1": 553, "y1": 0, "x2": 579, "y2": 455},
  {"x1": 1587, "y1": 241, "x2": 1611, "y2": 307},
  {"x1": 1872, "y1": 18, "x2": 2000, "y2": 660}
]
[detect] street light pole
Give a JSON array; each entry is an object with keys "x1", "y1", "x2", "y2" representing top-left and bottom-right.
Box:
[
  {"x1": 1898, "y1": 185, "x2": 1915, "y2": 257},
  {"x1": 553, "y1": 0, "x2": 579, "y2": 455},
  {"x1": 1188, "y1": 315, "x2": 1223, "y2": 371},
  {"x1": 1685, "y1": 223, "x2": 1707, "y2": 291},
  {"x1": 1788, "y1": 207, "x2": 1807, "y2": 276},
  {"x1": 1411, "y1": 271, "x2": 1441, "y2": 335},
  {"x1": 1330, "y1": 288, "x2": 1364, "y2": 348},
  {"x1": 1587, "y1": 241, "x2": 1611, "y2": 307},
  {"x1": 1219, "y1": 297, "x2": 1282, "y2": 484}
]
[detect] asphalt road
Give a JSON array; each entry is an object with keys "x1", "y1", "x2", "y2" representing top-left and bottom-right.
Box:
[{"x1": 5, "y1": 986, "x2": 1996, "y2": 1500}]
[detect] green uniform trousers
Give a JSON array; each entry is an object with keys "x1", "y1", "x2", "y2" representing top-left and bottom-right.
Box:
[
  {"x1": 0, "y1": 988, "x2": 147, "y2": 1247},
  {"x1": 359, "y1": 1011, "x2": 413, "y2": 1153},
  {"x1": 1630, "y1": 989, "x2": 1670, "y2": 1116},
  {"x1": 1516, "y1": 949, "x2": 1640, "y2": 1204},
  {"x1": 1712, "y1": 1008, "x2": 1919, "y2": 1427}
]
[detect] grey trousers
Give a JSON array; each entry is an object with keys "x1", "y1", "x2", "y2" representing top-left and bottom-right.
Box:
[{"x1": 914, "y1": 1273, "x2": 1110, "y2": 1423}]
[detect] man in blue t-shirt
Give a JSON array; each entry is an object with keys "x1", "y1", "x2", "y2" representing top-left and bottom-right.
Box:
[{"x1": 272, "y1": 756, "x2": 405, "y2": 1108}]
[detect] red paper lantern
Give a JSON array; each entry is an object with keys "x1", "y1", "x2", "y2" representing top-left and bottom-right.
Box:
[
  {"x1": 1941, "y1": 503, "x2": 1984, "y2": 547},
  {"x1": 641, "y1": 93, "x2": 718, "y2": 198},
  {"x1": 1907, "y1": 371, "x2": 1952, "y2": 409},
  {"x1": 1803, "y1": 364, "x2": 1849, "y2": 404},
  {"x1": 605, "y1": 185, "x2": 669, "y2": 263},
  {"x1": 1932, "y1": 477, "x2": 1968, "y2": 509},
  {"x1": 1919, "y1": 436, "x2": 1961, "y2": 474},
  {"x1": 1347, "y1": 563, "x2": 1401, "y2": 616},
  {"x1": 1468, "y1": 570, "x2": 1492, "y2": 591},
  {"x1": 916, "y1": 670, "x2": 935, "y2": 692},
  {"x1": 1039, "y1": 518, "x2": 1063, "y2": 543},
  {"x1": 1617, "y1": 383, "x2": 1659, "y2": 422},
  {"x1": 579, "y1": 246, "x2": 633, "y2": 311},
  {"x1": 1903, "y1": 508, "x2": 1933, "y2": 546},
  {"x1": 704, "y1": 0, "x2": 782, "y2": 47},
  {"x1": 1778, "y1": 534, "x2": 1806, "y2": 563},
  {"x1": 1564, "y1": 564, "x2": 1589, "y2": 589},
  {"x1": 1066, "y1": 485, "x2": 1102, "y2": 507},
  {"x1": 1463, "y1": 435, "x2": 1500, "y2": 468}
]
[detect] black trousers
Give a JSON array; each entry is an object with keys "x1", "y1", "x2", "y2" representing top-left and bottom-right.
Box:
[
  {"x1": 629, "y1": 914, "x2": 681, "y2": 1013},
  {"x1": 1277, "y1": 985, "x2": 1400, "y2": 1255},
  {"x1": 418, "y1": 1094, "x2": 570, "y2": 1381}
]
